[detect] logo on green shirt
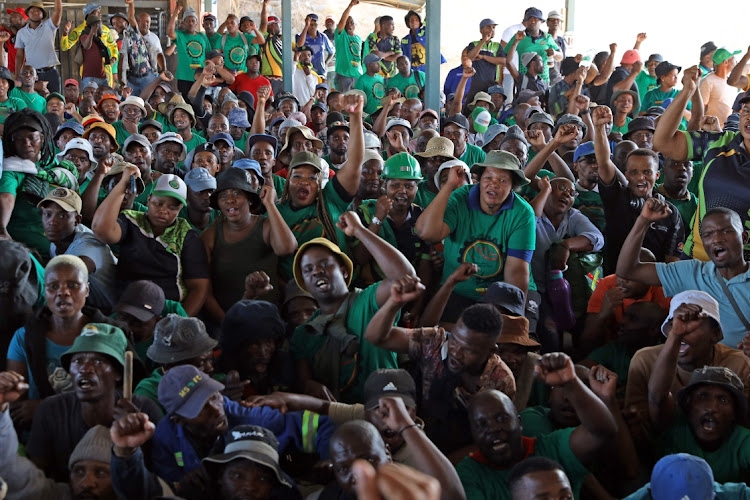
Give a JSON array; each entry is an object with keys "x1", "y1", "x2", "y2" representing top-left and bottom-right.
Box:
[
  {"x1": 460, "y1": 238, "x2": 502, "y2": 278},
  {"x1": 186, "y1": 40, "x2": 204, "y2": 61},
  {"x1": 229, "y1": 47, "x2": 245, "y2": 65},
  {"x1": 372, "y1": 82, "x2": 385, "y2": 100}
]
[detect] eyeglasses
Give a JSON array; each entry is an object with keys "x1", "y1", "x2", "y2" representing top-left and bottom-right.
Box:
[{"x1": 553, "y1": 183, "x2": 579, "y2": 197}]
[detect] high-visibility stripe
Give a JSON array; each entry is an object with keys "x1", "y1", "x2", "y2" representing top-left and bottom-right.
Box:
[{"x1": 302, "y1": 410, "x2": 320, "y2": 453}]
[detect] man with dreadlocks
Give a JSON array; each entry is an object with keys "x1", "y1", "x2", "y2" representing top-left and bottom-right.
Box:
[
  {"x1": 0, "y1": 109, "x2": 78, "y2": 261},
  {"x1": 276, "y1": 93, "x2": 365, "y2": 282}
]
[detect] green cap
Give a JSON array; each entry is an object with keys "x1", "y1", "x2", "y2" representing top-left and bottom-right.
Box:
[
  {"x1": 382, "y1": 152, "x2": 422, "y2": 180},
  {"x1": 712, "y1": 48, "x2": 742, "y2": 66},
  {"x1": 289, "y1": 151, "x2": 322, "y2": 172},
  {"x1": 61, "y1": 323, "x2": 128, "y2": 371},
  {"x1": 46, "y1": 92, "x2": 66, "y2": 103}
]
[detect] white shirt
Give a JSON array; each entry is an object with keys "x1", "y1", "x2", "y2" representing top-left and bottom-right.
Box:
[
  {"x1": 292, "y1": 65, "x2": 318, "y2": 105},
  {"x1": 500, "y1": 23, "x2": 525, "y2": 76},
  {"x1": 15, "y1": 18, "x2": 60, "y2": 68}
]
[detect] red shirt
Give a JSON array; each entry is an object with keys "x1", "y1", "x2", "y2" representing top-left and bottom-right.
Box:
[
  {"x1": 587, "y1": 274, "x2": 671, "y2": 333},
  {"x1": 1, "y1": 26, "x2": 18, "y2": 73},
  {"x1": 229, "y1": 73, "x2": 273, "y2": 106},
  {"x1": 80, "y1": 34, "x2": 106, "y2": 78}
]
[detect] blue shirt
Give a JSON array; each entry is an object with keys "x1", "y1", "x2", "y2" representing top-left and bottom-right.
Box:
[
  {"x1": 533, "y1": 208, "x2": 603, "y2": 292},
  {"x1": 297, "y1": 31, "x2": 333, "y2": 76},
  {"x1": 655, "y1": 259, "x2": 750, "y2": 348},
  {"x1": 151, "y1": 397, "x2": 335, "y2": 482}
]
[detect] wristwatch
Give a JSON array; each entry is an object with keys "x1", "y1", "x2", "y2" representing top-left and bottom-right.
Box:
[{"x1": 371, "y1": 216, "x2": 383, "y2": 226}]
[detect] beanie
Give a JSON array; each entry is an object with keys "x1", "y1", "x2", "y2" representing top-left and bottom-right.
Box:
[{"x1": 68, "y1": 425, "x2": 113, "y2": 469}]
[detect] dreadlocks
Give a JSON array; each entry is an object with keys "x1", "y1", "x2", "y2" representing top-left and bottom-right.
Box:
[
  {"x1": 279, "y1": 166, "x2": 338, "y2": 244},
  {"x1": 2, "y1": 108, "x2": 55, "y2": 166}
]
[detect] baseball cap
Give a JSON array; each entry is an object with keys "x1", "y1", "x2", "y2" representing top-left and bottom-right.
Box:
[
  {"x1": 267, "y1": 15, "x2": 280, "y2": 25},
  {"x1": 480, "y1": 282, "x2": 526, "y2": 316},
  {"x1": 547, "y1": 10, "x2": 563, "y2": 20},
  {"x1": 479, "y1": 18, "x2": 497, "y2": 29},
  {"x1": 553, "y1": 114, "x2": 587, "y2": 137},
  {"x1": 158, "y1": 365, "x2": 224, "y2": 418},
  {"x1": 434, "y1": 159, "x2": 470, "y2": 190},
  {"x1": 442, "y1": 113, "x2": 470, "y2": 132},
  {"x1": 7, "y1": 7, "x2": 28, "y2": 19},
  {"x1": 306, "y1": 13, "x2": 318, "y2": 21},
  {"x1": 184, "y1": 167, "x2": 217, "y2": 193},
  {"x1": 311, "y1": 101, "x2": 328, "y2": 113},
  {"x1": 202, "y1": 425, "x2": 293, "y2": 488},
  {"x1": 620, "y1": 49, "x2": 641, "y2": 65},
  {"x1": 523, "y1": 7, "x2": 544, "y2": 21},
  {"x1": 203, "y1": 13, "x2": 217, "y2": 22},
  {"x1": 482, "y1": 123, "x2": 508, "y2": 147},
  {"x1": 316, "y1": 83, "x2": 329, "y2": 92},
  {"x1": 487, "y1": 85, "x2": 507, "y2": 98},
  {"x1": 123, "y1": 133, "x2": 151, "y2": 153},
  {"x1": 210, "y1": 132, "x2": 235, "y2": 148},
  {"x1": 521, "y1": 52, "x2": 539, "y2": 68},
  {"x1": 293, "y1": 237, "x2": 353, "y2": 292},
  {"x1": 148, "y1": 315, "x2": 218, "y2": 364},
  {"x1": 364, "y1": 369, "x2": 417, "y2": 410},
  {"x1": 61, "y1": 323, "x2": 128, "y2": 371},
  {"x1": 152, "y1": 174, "x2": 188, "y2": 207},
  {"x1": 328, "y1": 120, "x2": 351, "y2": 134},
  {"x1": 713, "y1": 47, "x2": 742, "y2": 66},
  {"x1": 47, "y1": 92, "x2": 65, "y2": 103},
  {"x1": 64, "y1": 78, "x2": 79, "y2": 88},
  {"x1": 418, "y1": 109, "x2": 440, "y2": 121},
  {"x1": 221, "y1": 300, "x2": 285, "y2": 350},
  {"x1": 38, "y1": 187, "x2": 82, "y2": 213},
  {"x1": 53, "y1": 121, "x2": 85, "y2": 142},
  {"x1": 661, "y1": 290, "x2": 722, "y2": 338},
  {"x1": 363, "y1": 53, "x2": 382, "y2": 66},
  {"x1": 113, "y1": 280, "x2": 165, "y2": 322},
  {"x1": 701, "y1": 41, "x2": 718, "y2": 58},
  {"x1": 206, "y1": 49, "x2": 223, "y2": 60},
  {"x1": 644, "y1": 106, "x2": 666, "y2": 117},
  {"x1": 646, "y1": 53, "x2": 664, "y2": 64},
  {"x1": 573, "y1": 141, "x2": 596, "y2": 162},
  {"x1": 471, "y1": 107, "x2": 491, "y2": 134},
  {"x1": 385, "y1": 117, "x2": 413, "y2": 137},
  {"x1": 648, "y1": 454, "x2": 715, "y2": 500},
  {"x1": 56, "y1": 137, "x2": 96, "y2": 166},
  {"x1": 247, "y1": 134, "x2": 278, "y2": 155},
  {"x1": 514, "y1": 89, "x2": 543, "y2": 106},
  {"x1": 233, "y1": 159, "x2": 264, "y2": 185}
]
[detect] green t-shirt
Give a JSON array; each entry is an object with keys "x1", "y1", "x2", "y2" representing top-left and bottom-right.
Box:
[
  {"x1": 154, "y1": 112, "x2": 178, "y2": 133},
  {"x1": 387, "y1": 70, "x2": 425, "y2": 99},
  {"x1": 182, "y1": 131, "x2": 207, "y2": 153},
  {"x1": 111, "y1": 120, "x2": 130, "y2": 151},
  {"x1": 658, "y1": 410, "x2": 750, "y2": 484},
  {"x1": 641, "y1": 87, "x2": 691, "y2": 129},
  {"x1": 506, "y1": 31, "x2": 560, "y2": 83},
  {"x1": 635, "y1": 71, "x2": 658, "y2": 103},
  {"x1": 276, "y1": 178, "x2": 352, "y2": 281},
  {"x1": 174, "y1": 30, "x2": 208, "y2": 81},
  {"x1": 290, "y1": 284, "x2": 398, "y2": 403},
  {"x1": 9, "y1": 88, "x2": 46, "y2": 114},
  {"x1": 586, "y1": 341, "x2": 631, "y2": 399},
  {"x1": 134, "y1": 179, "x2": 156, "y2": 207},
  {"x1": 334, "y1": 28, "x2": 363, "y2": 78},
  {"x1": 273, "y1": 174, "x2": 287, "y2": 197},
  {"x1": 442, "y1": 186, "x2": 536, "y2": 301},
  {"x1": 611, "y1": 116, "x2": 632, "y2": 134},
  {"x1": 354, "y1": 73, "x2": 386, "y2": 115},
  {"x1": 178, "y1": 206, "x2": 220, "y2": 233},
  {"x1": 0, "y1": 96, "x2": 27, "y2": 124},
  {"x1": 0, "y1": 171, "x2": 51, "y2": 261},
  {"x1": 520, "y1": 406, "x2": 557, "y2": 438},
  {"x1": 573, "y1": 185, "x2": 605, "y2": 235},
  {"x1": 414, "y1": 181, "x2": 438, "y2": 209},
  {"x1": 207, "y1": 32, "x2": 222, "y2": 51},
  {"x1": 220, "y1": 33, "x2": 259, "y2": 73},
  {"x1": 459, "y1": 143, "x2": 486, "y2": 169},
  {"x1": 456, "y1": 428, "x2": 590, "y2": 500}
]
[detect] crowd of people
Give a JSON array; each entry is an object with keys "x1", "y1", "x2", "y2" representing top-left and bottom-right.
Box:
[{"x1": 1, "y1": 0, "x2": 750, "y2": 498}]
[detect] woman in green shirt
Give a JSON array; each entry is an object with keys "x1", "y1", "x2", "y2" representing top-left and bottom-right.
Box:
[{"x1": 610, "y1": 90, "x2": 639, "y2": 135}]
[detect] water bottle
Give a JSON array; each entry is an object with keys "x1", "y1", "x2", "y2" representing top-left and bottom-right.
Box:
[{"x1": 547, "y1": 270, "x2": 576, "y2": 331}]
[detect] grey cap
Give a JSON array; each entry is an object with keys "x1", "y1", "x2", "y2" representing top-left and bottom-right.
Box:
[
  {"x1": 147, "y1": 315, "x2": 218, "y2": 364},
  {"x1": 123, "y1": 133, "x2": 152, "y2": 153},
  {"x1": 527, "y1": 111, "x2": 555, "y2": 128}
]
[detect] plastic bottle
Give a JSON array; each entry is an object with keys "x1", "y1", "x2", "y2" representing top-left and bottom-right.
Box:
[{"x1": 547, "y1": 270, "x2": 576, "y2": 331}]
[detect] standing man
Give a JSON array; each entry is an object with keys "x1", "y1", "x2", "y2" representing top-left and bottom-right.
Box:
[
  {"x1": 334, "y1": 0, "x2": 362, "y2": 93},
  {"x1": 292, "y1": 46, "x2": 319, "y2": 106},
  {"x1": 14, "y1": 0, "x2": 63, "y2": 93},
  {"x1": 699, "y1": 41, "x2": 717, "y2": 78},
  {"x1": 545, "y1": 11, "x2": 566, "y2": 84},
  {"x1": 1, "y1": 8, "x2": 27, "y2": 74},
  {"x1": 202, "y1": 13, "x2": 220, "y2": 49},
  {"x1": 60, "y1": 2, "x2": 118, "y2": 89},
  {"x1": 365, "y1": 16, "x2": 402, "y2": 79},
  {"x1": 462, "y1": 19, "x2": 506, "y2": 105},
  {"x1": 167, "y1": 5, "x2": 208, "y2": 98},
  {"x1": 296, "y1": 13, "x2": 333, "y2": 80},
  {"x1": 700, "y1": 47, "x2": 741, "y2": 127},
  {"x1": 259, "y1": 1, "x2": 283, "y2": 96},
  {"x1": 504, "y1": 7, "x2": 561, "y2": 84},
  {"x1": 121, "y1": 0, "x2": 164, "y2": 96}
]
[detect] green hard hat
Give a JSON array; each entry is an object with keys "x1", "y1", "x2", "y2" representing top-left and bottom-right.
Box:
[{"x1": 382, "y1": 152, "x2": 423, "y2": 180}]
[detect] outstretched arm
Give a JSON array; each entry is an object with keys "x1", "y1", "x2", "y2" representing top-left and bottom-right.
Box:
[
  {"x1": 167, "y1": 5, "x2": 181, "y2": 41},
  {"x1": 418, "y1": 263, "x2": 478, "y2": 327},
  {"x1": 727, "y1": 46, "x2": 750, "y2": 90},
  {"x1": 51, "y1": 0, "x2": 63, "y2": 27},
  {"x1": 591, "y1": 105, "x2": 618, "y2": 185},
  {"x1": 259, "y1": 0, "x2": 269, "y2": 33},
  {"x1": 334, "y1": 94, "x2": 365, "y2": 195},
  {"x1": 337, "y1": 0, "x2": 359, "y2": 35},
  {"x1": 615, "y1": 198, "x2": 669, "y2": 286},
  {"x1": 592, "y1": 43, "x2": 618, "y2": 86},
  {"x1": 364, "y1": 276, "x2": 424, "y2": 353},
  {"x1": 612, "y1": 60, "x2": 642, "y2": 92},
  {"x1": 92, "y1": 164, "x2": 142, "y2": 244},
  {"x1": 652, "y1": 66, "x2": 699, "y2": 160}
]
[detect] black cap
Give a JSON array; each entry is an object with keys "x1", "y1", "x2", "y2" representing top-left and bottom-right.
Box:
[
  {"x1": 221, "y1": 300, "x2": 285, "y2": 350},
  {"x1": 655, "y1": 61, "x2": 681, "y2": 80},
  {"x1": 363, "y1": 369, "x2": 417, "y2": 410},
  {"x1": 701, "y1": 41, "x2": 718, "y2": 58},
  {"x1": 441, "y1": 114, "x2": 469, "y2": 132}
]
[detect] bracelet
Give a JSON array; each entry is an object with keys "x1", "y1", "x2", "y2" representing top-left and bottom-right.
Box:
[
  {"x1": 371, "y1": 216, "x2": 383, "y2": 226},
  {"x1": 580, "y1": 108, "x2": 590, "y2": 115},
  {"x1": 398, "y1": 423, "x2": 420, "y2": 436}
]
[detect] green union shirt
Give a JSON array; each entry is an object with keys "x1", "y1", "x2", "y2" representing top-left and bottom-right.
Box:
[
  {"x1": 506, "y1": 31, "x2": 560, "y2": 83},
  {"x1": 442, "y1": 185, "x2": 536, "y2": 301},
  {"x1": 0, "y1": 96, "x2": 27, "y2": 123},
  {"x1": 174, "y1": 31, "x2": 208, "y2": 81},
  {"x1": 354, "y1": 73, "x2": 386, "y2": 115},
  {"x1": 276, "y1": 178, "x2": 352, "y2": 281},
  {"x1": 387, "y1": 70, "x2": 425, "y2": 99},
  {"x1": 334, "y1": 28, "x2": 363, "y2": 78},
  {"x1": 220, "y1": 33, "x2": 259, "y2": 73}
]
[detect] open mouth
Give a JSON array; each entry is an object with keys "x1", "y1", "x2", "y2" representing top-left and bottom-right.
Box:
[
  {"x1": 297, "y1": 188, "x2": 310, "y2": 199},
  {"x1": 489, "y1": 438, "x2": 510, "y2": 453},
  {"x1": 226, "y1": 207, "x2": 239, "y2": 216},
  {"x1": 679, "y1": 342, "x2": 690, "y2": 355},
  {"x1": 700, "y1": 415, "x2": 717, "y2": 432},
  {"x1": 77, "y1": 378, "x2": 96, "y2": 390},
  {"x1": 315, "y1": 278, "x2": 330, "y2": 291},
  {"x1": 712, "y1": 246, "x2": 727, "y2": 259}
]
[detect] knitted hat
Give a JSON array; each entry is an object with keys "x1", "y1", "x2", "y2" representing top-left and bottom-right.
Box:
[{"x1": 68, "y1": 425, "x2": 112, "y2": 469}]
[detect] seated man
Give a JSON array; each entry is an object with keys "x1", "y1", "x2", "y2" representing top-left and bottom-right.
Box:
[
  {"x1": 152, "y1": 364, "x2": 335, "y2": 482},
  {"x1": 616, "y1": 204, "x2": 750, "y2": 349},
  {"x1": 26, "y1": 323, "x2": 162, "y2": 481},
  {"x1": 0, "y1": 372, "x2": 118, "y2": 500},
  {"x1": 508, "y1": 457, "x2": 574, "y2": 500},
  {"x1": 324, "y1": 417, "x2": 464, "y2": 500},
  {"x1": 365, "y1": 278, "x2": 515, "y2": 455},
  {"x1": 110, "y1": 415, "x2": 299, "y2": 499},
  {"x1": 289, "y1": 212, "x2": 416, "y2": 404},
  {"x1": 456, "y1": 353, "x2": 617, "y2": 500},
  {"x1": 625, "y1": 290, "x2": 750, "y2": 440},
  {"x1": 649, "y1": 361, "x2": 750, "y2": 484},
  {"x1": 581, "y1": 248, "x2": 671, "y2": 354}
]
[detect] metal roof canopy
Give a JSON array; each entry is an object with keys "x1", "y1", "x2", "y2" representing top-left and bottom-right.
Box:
[{"x1": 281, "y1": 0, "x2": 440, "y2": 112}]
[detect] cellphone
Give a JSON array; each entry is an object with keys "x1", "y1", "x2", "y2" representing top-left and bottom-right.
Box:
[{"x1": 130, "y1": 174, "x2": 136, "y2": 193}]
